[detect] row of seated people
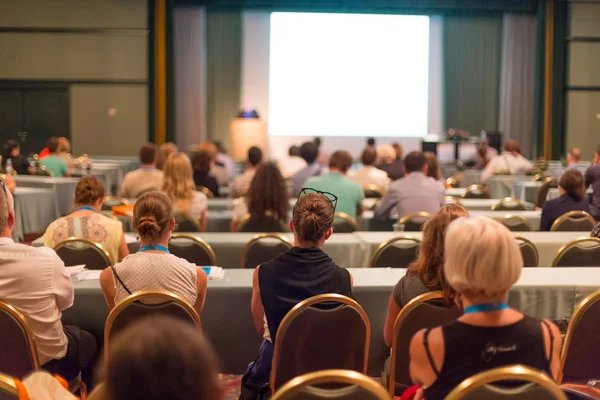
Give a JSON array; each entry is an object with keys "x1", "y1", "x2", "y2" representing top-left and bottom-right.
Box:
[{"x1": 0, "y1": 184, "x2": 580, "y2": 399}]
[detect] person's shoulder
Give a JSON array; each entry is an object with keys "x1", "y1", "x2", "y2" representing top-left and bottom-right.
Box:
[
  {"x1": 542, "y1": 197, "x2": 559, "y2": 210},
  {"x1": 193, "y1": 190, "x2": 208, "y2": 202}
]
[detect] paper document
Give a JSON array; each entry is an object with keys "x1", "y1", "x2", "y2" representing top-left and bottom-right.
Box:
[
  {"x1": 65, "y1": 265, "x2": 86, "y2": 276},
  {"x1": 201, "y1": 267, "x2": 225, "y2": 280},
  {"x1": 75, "y1": 270, "x2": 103, "y2": 281}
]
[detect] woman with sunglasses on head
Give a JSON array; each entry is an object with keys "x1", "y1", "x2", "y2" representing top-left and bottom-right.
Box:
[{"x1": 240, "y1": 190, "x2": 355, "y2": 398}]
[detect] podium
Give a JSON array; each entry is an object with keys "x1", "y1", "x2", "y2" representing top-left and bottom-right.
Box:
[{"x1": 229, "y1": 118, "x2": 267, "y2": 161}]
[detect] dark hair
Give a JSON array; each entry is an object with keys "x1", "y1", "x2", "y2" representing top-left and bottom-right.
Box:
[
  {"x1": 247, "y1": 162, "x2": 289, "y2": 220},
  {"x1": 404, "y1": 151, "x2": 427, "y2": 173},
  {"x1": 47, "y1": 137, "x2": 60, "y2": 153},
  {"x1": 299, "y1": 142, "x2": 319, "y2": 164},
  {"x1": 292, "y1": 193, "x2": 334, "y2": 244},
  {"x1": 288, "y1": 145, "x2": 300, "y2": 157},
  {"x1": 392, "y1": 143, "x2": 403, "y2": 159},
  {"x1": 105, "y1": 315, "x2": 222, "y2": 400},
  {"x1": 2, "y1": 140, "x2": 19, "y2": 166},
  {"x1": 132, "y1": 192, "x2": 173, "y2": 242},
  {"x1": 425, "y1": 152, "x2": 441, "y2": 181},
  {"x1": 74, "y1": 176, "x2": 105, "y2": 206},
  {"x1": 366, "y1": 138, "x2": 375, "y2": 146},
  {"x1": 559, "y1": 169, "x2": 585, "y2": 201},
  {"x1": 329, "y1": 151, "x2": 353, "y2": 173},
  {"x1": 139, "y1": 143, "x2": 157, "y2": 165},
  {"x1": 361, "y1": 148, "x2": 377, "y2": 166},
  {"x1": 191, "y1": 150, "x2": 212, "y2": 174},
  {"x1": 248, "y1": 146, "x2": 263, "y2": 167},
  {"x1": 504, "y1": 139, "x2": 520, "y2": 154},
  {"x1": 314, "y1": 137, "x2": 322, "y2": 148}
]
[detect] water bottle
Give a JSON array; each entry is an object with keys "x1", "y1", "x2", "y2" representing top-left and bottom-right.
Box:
[{"x1": 6, "y1": 158, "x2": 13, "y2": 175}]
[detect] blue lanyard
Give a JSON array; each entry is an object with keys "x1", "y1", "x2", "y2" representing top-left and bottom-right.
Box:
[
  {"x1": 77, "y1": 206, "x2": 96, "y2": 212},
  {"x1": 464, "y1": 303, "x2": 509, "y2": 315},
  {"x1": 139, "y1": 245, "x2": 170, "y2": 253}
]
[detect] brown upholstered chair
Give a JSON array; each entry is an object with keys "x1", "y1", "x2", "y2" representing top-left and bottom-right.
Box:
[
  {"x1": 536, "y1": 178, "x2": 558, "y2": 209},
  {"x1": 54, "y1": 238, "x2": 112, "y2": 270},
  {"x1": 270, "y1": 294, "x2": 370, "y2": 393},
  {"x1": 386, "y1": 292, "x2": 461, "y2": 396},
  {"x1": 551, "y1": 237, "x2": 600, "y2": 267},
  {"x1": 398, "y1": 212, "x2": 432, "y2": 232},
  {"x1": 169, "y1": 234, "x2": 217, "y2": 266},
  {"x1": 236, "y1": 212, "x2": 287, "y2": 233},
  {"x1": 515, "y1": 237, "x2": 539, "y2": 268},
  {"x1": 370, "y1": 237, "x2": 420, "y2": 268},
  {"x1": 550, "y1": 211, "x2": 596, "y2": 232},
  {"x1": 461, "y1": 184, "x2": 491, "y2": 199},
  {"x1": 101, "y1": 196, "x2": 130, "y2": 211},
  {"x1": 0, "y1": 373, "x2": 19, "y2": 400},
  {"x1": 333, "y1": 212, "x2": 360, "y2": 233},
  {"x1": 174, "y1": 213, "x2": 203, "y2": 232},
  {"x1": 241, "y1": 234, "x2": 293, "y2": 269},
  {"x1": 0, "y1": 301, "x2": 40, "y2": 379},
  {"x1": 491, "y1": 198, "x2": 527, "y2": 211},
  {"x1": 499, "y1": 215, "x2": 531, "y2": 232}
]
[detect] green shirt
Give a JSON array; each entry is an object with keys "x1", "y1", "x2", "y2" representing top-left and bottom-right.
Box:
[
  {"x1": 40, "y1": 155, "x2": 68, "y2": 177},
  {"x1": 304, "y1": 172, "x2": 364, "y2": 218}
]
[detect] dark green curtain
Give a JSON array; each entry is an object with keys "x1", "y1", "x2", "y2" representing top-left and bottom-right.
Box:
[
  {"x1": 443, "y1": 16, "x2": 503, "y2": 134},
  {"x1": 206, "y1": 10, "x2": 241, "y2": 150}
]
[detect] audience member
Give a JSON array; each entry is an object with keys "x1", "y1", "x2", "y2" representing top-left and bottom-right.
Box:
[
  {"x1": 39, "y1": 137, "x2": 69, "y2": 177},
  {"x1": 348, "y1": 148, "x2": 389, "y2": 191},
  {"x1": 392, "y1": 142, "x2": 404, "y2": 160},
  {"x1": 162, "y1": 153, "x2": 208, "y2": 230},
  {"x1": 191, "y1": 150, "x2": 220, "y2": 197},
  {"x1": 156, "y1": 142, "x2": 177, "y2": 171},
  {"x1": 540, "y1": 169, "x2": 590, "y2": 231},
  {"x1": 231, "y1": 162, "x2": 289, "y2": 231},
  {"x1": 376, "y1": 144, "x2": 405, "y2": 181},
  {"x1": 481, "y1": 139, "x2": 532, "y2": 183},
  {"x1": 105, "y1": 315, "x2": 223, "y2": 400},
  {"x1": 566, "y1": 147, "x2": 583, "y2": 169},
  {"x1": 44, "y1": 176, "x2": 128, "y2": 264},
  {"x1": 367, "y1": 137, "x2": 376, "y2": 149},
  {"x1": 314, "y1": 136, "x2": 330, "y2": 166},
  {"x1": 100, "y1": 192, "x2": 207, "y2": 315},
  {"x1": 409, "y1": 217, "x2": 561, "y2": 399},
  {"x1": 241, "y1": 193, "x2": 354, "y2": 395},
  {"x1": 375, "y1": 152, "x2": 445, "y2": 220},
  {"x1": 0, "y1": 183, "x2": 97, "y2": 382},
  {"x1": 290, "y1": 142, "x2": 323, "y2": 197},
  {"x1": 2, "y1": 140, "x2": 31, "y2": 175},
  {"x1": 57, "y1": 137, "x2": 75, "y2": 169},
  {"x1": 471, "y1": 140, "x2": 498, "y2": 168},
  {"x1": 278, "y1": 145, "x2": 306, "y2": 179},
  {"x1": 230, "y1": 146, "x2": 263, "y2": 198},
  {"x1": 425, "y1": 152, "x2": 442, "y2": 181},
  {"x1": 383, "y1": 204, "x2": 469, "y2": 347},
  {"x1": 213, "y1": 140, "x2": 235, "y2": 183},
  {"x1": 191, "y1": 142, "x2": 229, "y2": 186},
  {"x1": 585, "y1": 145, "x2": 600, "y2": 220},
  {"x1": 120, "y1": 143, "x2": 163, "y2": 198},
  {"x1": 305, "y1": 151, "x2": 364, "y2": 219}
]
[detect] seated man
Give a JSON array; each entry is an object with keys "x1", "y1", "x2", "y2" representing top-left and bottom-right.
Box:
[
  {"x1": 304, "y1": 151, "x2": 364, "y2": 219},
  {"x1": 480, "y1": 139, "x2": 533, "y2": 183},
  {"x1": 230, "y1": 146, "x2": 263, "y2": 198},
  {"x1": 120, "y1": 143, "x2": 164, "y2": 198},
  {"x1": 348, "y1": 147, "x2": 389, "y2": 192},
  {"x1": 290, "y1": 142, "x2": 324, "y2": 197},
  {"x1": 585, "y1": 146, "x2": 600, "y2": 220},
  {"x1": 375, "y1": 151, "x2": 445, "y2": 220},
  {"x1": 0, "y1": 184, "x2": 97, "y2": 381}
]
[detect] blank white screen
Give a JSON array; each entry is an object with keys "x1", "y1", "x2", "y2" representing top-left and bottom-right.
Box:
[{"x1": 268, "y1": 12, "x2": 430, "y2": 137}]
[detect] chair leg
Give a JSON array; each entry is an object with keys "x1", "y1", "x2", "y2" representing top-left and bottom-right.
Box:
[{"x1": 69, "y1": 375, "x2": 87, "y2": 400}]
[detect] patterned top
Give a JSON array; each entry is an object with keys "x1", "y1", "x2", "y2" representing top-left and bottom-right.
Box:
[{"x1": 44, "y1": 213, "x2": 123, "y2": 265}]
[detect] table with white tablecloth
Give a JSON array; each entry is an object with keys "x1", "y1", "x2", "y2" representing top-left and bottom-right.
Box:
[
  {"x1": 462, "y1": 170, "x2": 483, "y2": 187},
  {"x1": 12, "y1": 187, "x2": 59, "y2": 242},
  {"x1": 514, "y1": 181, "x2": 541, "y2": 204},
  {"x1": 14, "y1": 176, "x2": 80, "y2": 216},
  {"x1": 485, "y1": 175, "x2": 530, "y2": 199}
]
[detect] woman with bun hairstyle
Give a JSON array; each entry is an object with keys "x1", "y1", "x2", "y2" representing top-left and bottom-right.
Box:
[
  {"x1": 44, "y1": 176, "x2": 128, "y2": 264},
  {"x1": 99, "y1": 192, "x2": 207, "y2": 316}
]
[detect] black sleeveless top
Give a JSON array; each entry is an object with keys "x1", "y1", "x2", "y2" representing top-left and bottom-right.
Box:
[
  {"x1": 258, "y1": 246, "x2": 353, "y2": 343},
  {"x1": 422, "y1": 316, "x2": 554, "y2": 400}
]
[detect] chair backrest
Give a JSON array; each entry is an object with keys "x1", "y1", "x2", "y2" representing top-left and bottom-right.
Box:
[
  {"x1": 174, "y1": 213, "x2": 204, "y2": 232},
  {"x1": 0, "y1": 373, "x2": 19, "y2": 400},
  {"x1": 558, "y1": 288, "x2": 600, "y2": 384},
  {"x1": 169, "y1": 234, "x2": 217, "y2": 266},
  {"x1": 53, "y1": 237, "x2": 112, "y2": 270},
  {"x1": 515, "y1": 237, "x2": 539, "y2": 268},
  {"x1": 446, "y1": 365, "x2": 567, "y2": 400},
  {"x1": 462, "y1": 184, "x2": 491, "y2": 199},
  {"x1": 551, "y1": 237, "x2": 600, "y2": 267},
  {"x1": 35, "y1": 166, "x2": 53, "y2": 177},
  {"x1": 532, "y1": 173, "x2": 549, "y2": 182},
  {"x1": 446, "y1": 176, "x2": 460, "y2": 189},
  {"x1": 550, "y1": 211, "x2": 596, "y2": 232},
  {"x1": 389, "y1": 292, "x2": 461, "y2": 395},
  {"x1": 363, "y1": 185, "x2": 384, "y2": 199},
  {"x1": 536, "y1": 178, "x2": 558, "y2": 209},
  {"x1": 196, "y1": 185, "x2": 215, "y2": 198},
  {"x1": 398, "y1": 212, "x2": 432, "y2": 232},
  {"x1": 491, "y1": 198, "x2": 527, "y2": 211},
  {"x1": 444, "y1": 196, "x2": 462, "y2": 205},
  {"x1": 333, "y1": 212, "x2": 360, "y2": 233},
  {"x1": 370, "y1": 236, "x2": 421, "y2": 268},
  {"x1": 0, "y1": 301, "x2": 40, "y2": 378},
  {"x1": 270, "y1": 294, "x2": 370, "y2": 392},
  {"x1": 271, "y1": 370, "x2": 392, "y2": 400},
  {"x1": 101, "y1": 196, "x2": 130, "y2": 211},
  {"x1": 500, "y1": 215, "x2": 532, "y2": 232},
  {"x1": 104, "y1": 290, "x2": 200, "y2": 361},
  {"x1": 241, "y1": 234, "x2": 293, "y2": 268},
  {"x1": 237, "y1": 212, "x2": 287, "y2": 233}
]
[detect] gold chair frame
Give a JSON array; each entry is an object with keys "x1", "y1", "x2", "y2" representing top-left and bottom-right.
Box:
[
  {"x1": 174, "y1": 213, "x2": 204, "y2": 232},
  {"x1": 0, "y1": 300, "x2": 41, "y2": 370},
  {"x1": 370, "y1": 236, "x2": 421, "y2": 268},
  {"x1": 461, "y1": 184, "x2": 490, "y2": 199},
  {"x1": 101, "y1": 196, "x2": 130, "y2": 209},
  {"x1": 37, "y1": 165, "x2": 54, "y2": 177},
  {"x1": 499, "y1": 215, "x2": 532, "y2": 232},
  {"x1": 491, "y1": 197, "x2": 527, "y2": 211},
  {"x1": 536, "y1": 177, "x2": 556, "y2": 209},
  {"x1": 444, "y1": 196, "x2": 462, "y2": 205},
  {"x1": 333, "y1": 212, "x2": 360, "y2": 232},
  {"x1": 514, "y1": 236, "x2": 540, "y2": 267},
  {"x1": 398, "y1": 212, "x2": 432, "y2": 227},
  {"x1": 196, "y1": 186, "x2": 215, "y2": 198},
  {"x1": 170, "y1": 233, "x2": 217, "y2": 265},
  {"x1": 240, "y1": 233, "x2": 293, "y2": 268},
  {"x1": 558, "y1": 288, "x2": 600, "y2": 383},
  {"x1": 363, "y1": 184, "x2": 384, "y2": 198},
  {"x1": 272, "y1": 369, "x2": 391, "y2": 400},
  {"x1": 236, "y1": 211, "x2": 287, "y2": 233},
  {"x1": 551, "y1": 237, "x2": 600, "y2": 268},
  {"x1": 53, "y1": 237, "x2": 112, "y2": 267},
  {"x1": 446, "y1": 364, "x2": 567, "y2": 400},
  {"x1": 270, "y1": 294, "x2": 371, "y2": 393},
  {"x1": 532, "y1": 173, "x2": 548, "y2": 182},
  {"x1": 0, "y1": 373, "x2": 19, "y2": 398},
  {"x1": 550, "y1": 211, "x2": 596, "y2": 232}
]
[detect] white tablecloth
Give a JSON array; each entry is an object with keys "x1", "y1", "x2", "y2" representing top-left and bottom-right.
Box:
[
  {"x1": 12, "y1": 187, "x2": 59, "y2": 242},
  {"x1": 14, "y1": 176, "x2": 80, "y2": 216},
  {"x1": 462, "y1": 170, "x2": 482, "y2": 187},
  {"x1": 485, "y1": 175, "x2": 530, "y2": 199}
]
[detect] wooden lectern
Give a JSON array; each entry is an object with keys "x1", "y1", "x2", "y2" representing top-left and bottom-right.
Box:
[{"x1": 230, "y1": 118, "x2": 267, "y2": 161}]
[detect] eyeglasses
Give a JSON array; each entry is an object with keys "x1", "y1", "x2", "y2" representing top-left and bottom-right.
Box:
[{"x1": 299, "y1": 188, "x2": 338, "y2": 212}]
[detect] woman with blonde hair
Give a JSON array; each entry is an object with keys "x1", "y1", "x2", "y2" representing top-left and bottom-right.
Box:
[
  {"x1": 162, "y1": 152, "x2": 207, "y2": 230},
  {"x1": 383, "y1": 204, "x2": 468, "y2": 346},
  {"x1": 156, "y1": 142, "x2": 177, "y2": 171}
]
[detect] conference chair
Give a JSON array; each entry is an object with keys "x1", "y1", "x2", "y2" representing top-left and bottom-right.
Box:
[
  {"x1": 0, "y1": 373, "x2": 19, "y2": 400},
  {"x1": 54, "y1": 238, "x2": 112, "y2": 270},
  {"x1": 104, "y1": 290, "x2": 200, "y2": 362},
  {"x1": 444, "y1": 196, "x2": 462, "y2": 205},
  {"x1": 499, "y1": 215, "x2": 532, "y2": 232},
  {"x1": 551, "y1": 237, "x2": 600, "y2": 267},
  {"x1": 333, "y1": 212, "x2": 360, "y2": 233},
  {"x1": 363, "y1": 184, "x2": 384, "y2": 199},
  {"x1": 271, "y1": 370, "x2": 391, "y2": 400},
  {"x1": 531, "y1": 173, "x2": 549, "y2": 182},
  {"x1": 174, "y1": 213, "x2": 204, "y2": 232},
  {"x1": 370, "y1": 236, "x2": 421, "y2": 268},
  {"x1": 241, "y1": 234, "x2": 293, "y2": 269},
  {"x1": 0, "y1": 301, "x2": 40, "y2": 379},
  {"x1": 558, "y1": 288, "x2": 600, "y2": 384},
  {"x1": 169, "y1": 234, "x2": 217, "y2": 266},
  {"x1": 236, "y1": 212, "x2": 287, "y2": 233},
  {"x1": 34, "y1": 166, "x2": 53, "y2": 177},
  {"x1": 196, "y1": 185, "x2": 215, "y2": 198},
  {"x1": 385, "y1": 292, "x2": 461, "y2": 396},
  {"x1": 270, "y1": 294, "x2": 370, "y2": 393},
  {"x1": 550, "y1": 211, "x2": 596, "y2": 232},
  {"x1": 491, "y1": 198, "x2": 528, "y2": 211},
  {"x1": 461, "y1": 184, "x2": 491, "y2": 199},
  {"x1": 398, "y1": 212, "x2": 432, "y2": 232},
  {"x1": 101, "y1": 196, "x2": 130, "y2": 211},
  {"x1": 536, "y1": 178, "x2": 558, "y2": 209},
  {"x1": 515, "y1": 237, "x2": 539, "y2": 268},
  {"x1": 445, "y1": 176, "x2": 460, "y2": 189}
]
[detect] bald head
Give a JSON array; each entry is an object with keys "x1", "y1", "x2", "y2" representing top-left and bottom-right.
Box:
[
  {"x1": 568, "y1": 147, "x2": 581, "y2": 165},
  {"x1": 504, "y1": 140, "x2": 521, "y2": 154}
]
